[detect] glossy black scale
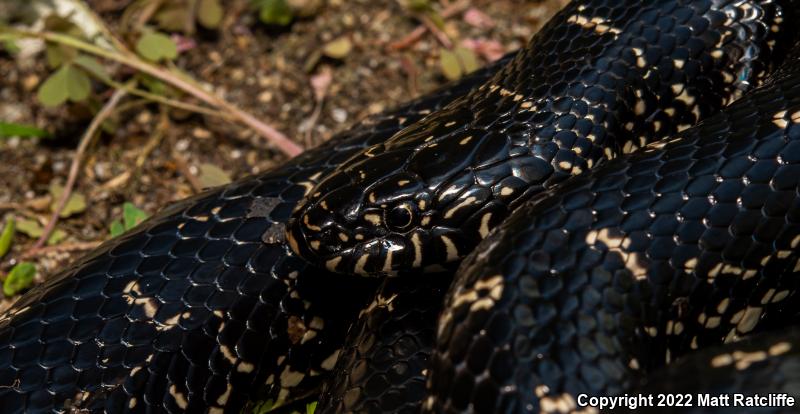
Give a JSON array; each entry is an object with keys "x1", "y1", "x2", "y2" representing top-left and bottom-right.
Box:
[
  {"x1": 318, "y1": 275, "x2": 450, "y2": 414},
  {"x1": 289, "y1": 0, "x2": 793, "y2": 276},
  {"x1": 631, "y1": 327, "x2": 800, "y2": 414},
  {"x1": 427, "y1": 43, "x2": 800, "y2": 413},
  {"x1": 317, "y1": 2, "x2": 800, "y2": 413},
  {"x1": 3, "y1": 1, "x2": 800, "y2": 413},
  {"x1": 0, "y1": 52, "x2": 517, "y2": 413}
]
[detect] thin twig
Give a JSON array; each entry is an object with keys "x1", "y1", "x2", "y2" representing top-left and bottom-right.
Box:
[
  {"x1": 171, "y1": 151, "x2": 204, "y2": 193},
  {"x1": 421, "y1": 15, "x2": 453, "y2": 48},
  {"x1": 0, "y1": 203, "x2": 23, "y2": 211},
  {"x1": 388, "y1": 26, "x2": 428, "y2": 51},
  {"x1": 31, "y1": 88, "x2": 129, "y2": 250},
  {"x1": 2, "y1": 29, "x2": 304, "y2": 157},
  {"x1": 125, "y1": 110, "x2": 169, "y2": 192},
  {"x1": 73, "y1": 59, "x2": 228, "y2": 118},
  {"x1": 132, "y1": 0, "x2": 167, "y2": 36},
  {"x1": 20, "y1": 241, "x2": 103, "y2": 260},
  {"x1": 399, "y1": 54, "x2": 419, "y2": 95},
  {"x1": 185, "y1": 0, "x2": 198, "y2": 35},
  {"x1": 388, "y1": 0, "x2": 471, "y2": 50},
  {"x1": 137, "y1": 111, "x2": 169, "y2": 169}
]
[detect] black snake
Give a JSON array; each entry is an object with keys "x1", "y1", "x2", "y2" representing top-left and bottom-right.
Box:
[{"x1": 3, "y1": 1, "x2": 800, "y2": 413}]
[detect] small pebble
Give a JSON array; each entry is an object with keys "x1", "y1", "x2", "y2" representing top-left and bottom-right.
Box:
[
  {"x1": 331, "y1": 108, "x2": 348, "y2": 123},
  {"x1": 22, "y1": 74, "x2": 39, "y2": 91},
  {"x1": 176, "y1": 139, "x2": 190, "y2": 152},
  {"x1": 259, "y1": 91, "x2": 273, "y2": 103},
  {"x1": 137, "y1": 111, "x2": 152, "y2": 124},
  {"x1": 52, "y1": 161, "x2": 66, "y2": 173},
  {"x1": 193, "y1": 128, "x2": 212, "y2": 139},
  {"x1": 368, "y1": 103, "x2": 385, "y2": 114},
  {"x1": 94, "y1": 162, "x2": 113, "y2": 180},
  {"x1": 231, "y1": 68, "x2": 245, "y2": 81}
]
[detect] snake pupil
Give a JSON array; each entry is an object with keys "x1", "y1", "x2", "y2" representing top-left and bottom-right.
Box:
[{"x1": 386, "y1": 204, "x2": 414, "y2": 230}]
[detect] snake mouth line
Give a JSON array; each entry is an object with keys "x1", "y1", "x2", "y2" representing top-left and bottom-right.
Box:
[{"x1": 285, "y1": 209, "x2": 409, "y2": 276}]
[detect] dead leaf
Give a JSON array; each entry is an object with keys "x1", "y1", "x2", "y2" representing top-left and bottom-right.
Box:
[
  {"x1": 198, "y1": 163, "x2": 232, "y2": 188},
  {"x1": 310, "y1": 66, "x2": 333, "y2": 103},
  {"x1": 322, "y1": 37, "x2": 352, "y2": 59},
  {"x1": 463, "y1": 7, "x2": 495, "y2": 28},
  {"x1": 461, "y1": 38, "x2": 506, "y2": 62}
]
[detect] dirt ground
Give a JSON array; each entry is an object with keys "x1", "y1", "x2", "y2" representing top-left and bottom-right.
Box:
[{"x1": 0, "y1": 0, "x2": 565, "y2": 311}]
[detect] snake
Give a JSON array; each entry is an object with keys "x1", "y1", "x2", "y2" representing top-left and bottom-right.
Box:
[
  {"x1": 296, "y1": 0, "x2": 800, "y2": 412},
  {"x1": 2, "y1": 1, "x2": 800, "y2": 413},
  {"x1": 426, "y1": 40, "x2": 800, "y2": 413},
  {"x1": 0, "y1": 49, "x2": 514, "y2": 413},
  {"x1": 287, "y1": 0, "x2": 794, "y2": 277}
]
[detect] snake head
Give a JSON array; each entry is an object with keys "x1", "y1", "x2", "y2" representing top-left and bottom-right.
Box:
[
  {"x1": 287, "y1": 147, "x2": 431, "y2": 275},
  {"x1": 287, "y1": 130, "x2": 510, "y2": 276}
]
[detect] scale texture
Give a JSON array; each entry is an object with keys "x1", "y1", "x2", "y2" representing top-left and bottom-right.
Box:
[
  {"x1": 426, "y1": 45, "x2": 800, "y2": 414},
  {"x1": 288, "y1": 0, "x2": 792, "y2": 276},
  {"x1": 0, "y1": 54, "x2": 515, "y2": 413},
  {"x1": 319, "y1": 276, "x2": 449, "y2": 414},
  {"x1": 3, "y1": 1, "x2": 800, "y2": 413},
  {"x1": 633, "y1": 327, "x2": 800, "y2": 414},
  {"x1": 313, "y1": 1, "x2": 800, "y2": 412}
]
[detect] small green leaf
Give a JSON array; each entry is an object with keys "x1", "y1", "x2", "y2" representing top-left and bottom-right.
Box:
[
  {"x1": 138, "y1": 74, "x2": 169, "y2": 95},
  {"x1": 49, "y1": 183, "x2": 87, "y2": 218},
  {"x1": 322, "y1": 37, "x2": 352, "y2": 60},
  {"x1": 47, "y1": 229, "x2": 67, "y2": 246},
  {"x1": 426, "y1": 10, "x2": 445, "y2": 29},
  {"x1": 0, "y1": 217, "x2": 15, "y2": 259},
  {"x1": 155, "y1": 7, "x2": 190, "y2": 32},
  {"x1": 73, "y1": 55, "x2": 111, "y2": 83},
  {"x1": 198, "y1": 0, "x2": 224, "y2": 29},
  {"x1": 64, "y1": 64, "x2": 91, "y2": 102},
  {"x1": 257, "y1": 0, "x2": 293, "y2": 26},
  {"x1": 1, "y1": 39, "x2": 20, "y2": 54},
  {"x1": 0, "y1": 122, "x2": 50, "y2": 139},
  {"x1": 36, "y1": 63, "x2": 90, "y2": 106},
  {"x1": 110, "y1": 202, "x2": 149, "y2": 238},
  {"x1": 15, "y1": 218, "x2": 66, "y2": 245},
  {"x1": 37, "y1": 65, "x2": 71, "y2": 107},
  {"x1": 15, "y1": 218, "x2": 43, "y2": 238},
  {"x1": 3, "y1": 262, "x2": 36, "y2": 297},
  {"x1": 454, "y1": 46, "x2": 479, "y2": 74},
  {"x1": 136, "y1": 32, "x2": 178, "y2": 62},
  {"x1": 109, "y1": 220, "x2": 125, "y2": 238},
  {"x1": 306, "y1": 401, "x2": 318, "y2": 414},
  {"x1": 45, "y1": 44, "x2": 64, "y2": 68},
  {"x1": 123, "y1": 202, "x2": 149, "y2": 230},
  {"x1": 405, "y1": 0, "x2": 433, "y2": 13},
  {"x1": 44, "y1": 15, "x2": 80, "y2": 36},
  {"x1": 439, "y1": 49, "x2": 462, "y2": 81},
  {"x1": 198, "y1": 163, "x2": 232, "y2": 188}
]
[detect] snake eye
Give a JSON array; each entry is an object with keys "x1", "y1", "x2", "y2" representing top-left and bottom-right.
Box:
[{"x1": 385, "y1": 203, "x2": 416, "y2": 231}]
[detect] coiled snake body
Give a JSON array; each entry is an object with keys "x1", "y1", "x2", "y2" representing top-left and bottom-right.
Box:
[
  {"x1": 0, "y1": 51, "x2": 514, "y2": 413},
  {"x1": 3, "y1": 1, "x2": 800, "y2": 413}
]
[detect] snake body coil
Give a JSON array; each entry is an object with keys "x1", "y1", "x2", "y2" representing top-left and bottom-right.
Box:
[
  {"x1": 427, "y1": 45, "x2": 800, "y2": 413},
  {"x1": 2, "y1": 1, "x2": 800, "y2": 413},
  {"x1": 288, "y1": 0, "x2": 790, "y2": 276},
  {"x1": 0, "y1": 56, "x2": 512, "y2": 413}
]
